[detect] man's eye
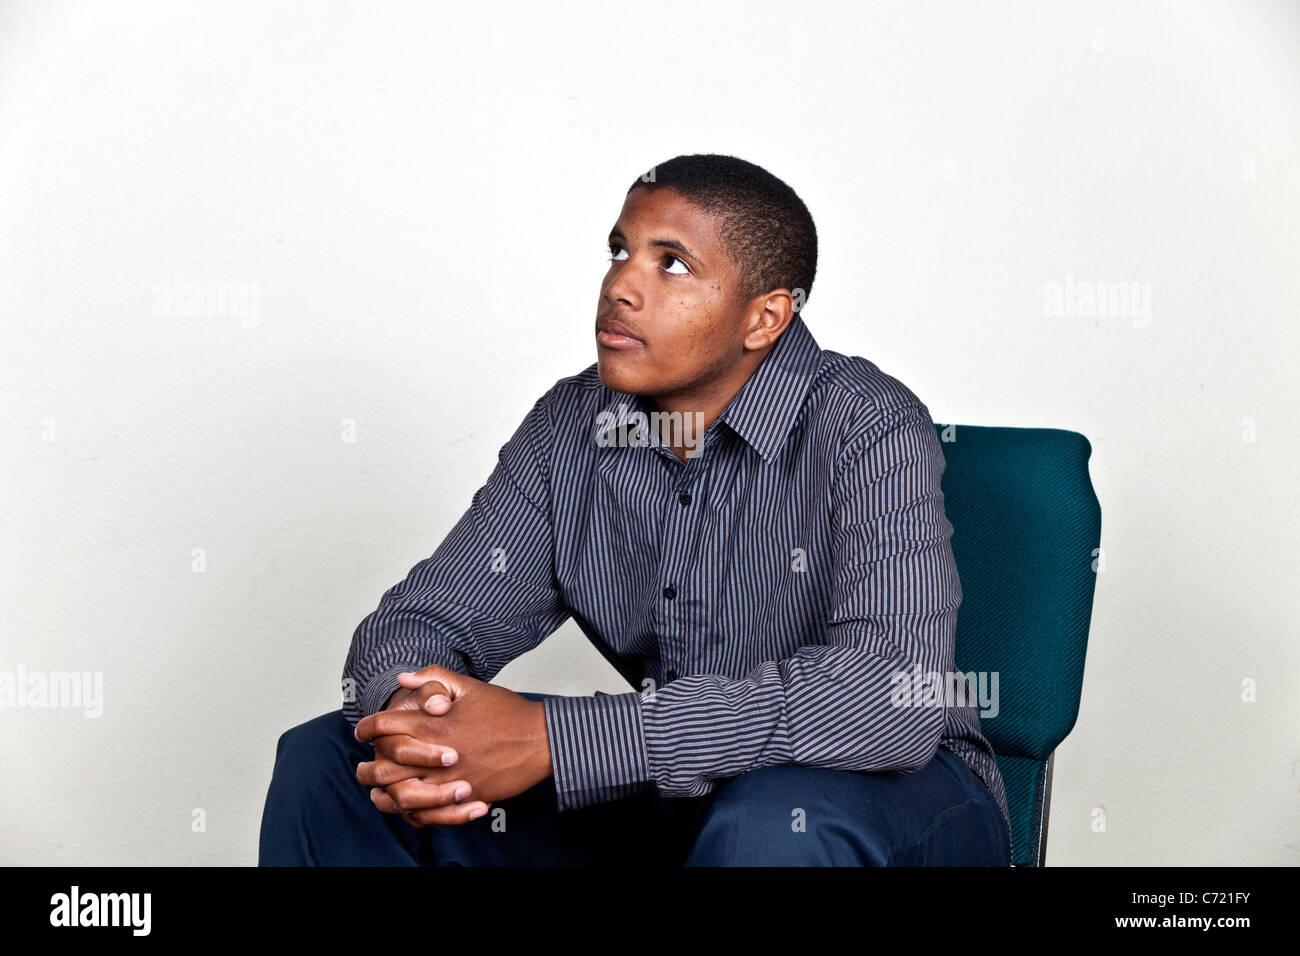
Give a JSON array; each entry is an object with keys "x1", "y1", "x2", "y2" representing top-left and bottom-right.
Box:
[{"x1": 605, "y1": 244, "x2": 689, "y2": 275}]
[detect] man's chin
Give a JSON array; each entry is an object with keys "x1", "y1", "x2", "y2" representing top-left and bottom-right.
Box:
[{"x1": 596, "y1": 360, "x2": 650, "y2": 396}]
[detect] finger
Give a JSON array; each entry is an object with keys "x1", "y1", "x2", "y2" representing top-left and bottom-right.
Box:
[
  {"x1": 355, "y1": 709, "x2": 428, "y2": 743},
  {"x1": 413, "y1": 680, "x2": 453, "y2": 715},
  {"x1": 385, "y1": 776, "x2": 476, "y2": 813},
  {"x1": 370, "y1": 786, "x2": 401, "y2": 814},
  {"x1": 357, "y1": 754, "x2": 457, "y2": 787},
  {"x1": 369, "y1": 781, "x2": 478, "y2": 821},
  {"x1": 397, "y1": 666, "x2": 468, "y2": 700},
  {"x1": 402, "y1": 801, "x2": 491, "y2": 828},
  {"x1": 396, "y1": 669, "x2": 439, "y2": 688},
  {"x1": 388, "y1": 680, "x2": 450, "y2": 713},
  {"x1": 371, "y1": 733, "x2": 457, "y2": 768},
  {"x1": 385, "y1": 680, "x2": 453, "y2": 715}
]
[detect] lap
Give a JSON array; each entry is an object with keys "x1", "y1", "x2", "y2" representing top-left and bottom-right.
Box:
[
  {"x1": 270, "y1": 696, "x2": 1008, "y2": 866},
  {"x1": 272, "y1": 698, "x2": 707, "y2": 866},
  {"x1": 689, "y1": 748, "x2": 1010, "y2": 866},
  {"x1": 425, "y1": 691, "x2": 711, "y2": 865}
]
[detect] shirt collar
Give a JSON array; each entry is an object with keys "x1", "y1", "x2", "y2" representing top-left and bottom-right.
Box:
[{"x1": 594, "y1": 312, "x2": 825, "y2": 466}]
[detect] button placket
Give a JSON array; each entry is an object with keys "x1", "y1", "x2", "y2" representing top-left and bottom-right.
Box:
[{"x1": 654, "y1": 455, "x2": 706, "y2": 682}]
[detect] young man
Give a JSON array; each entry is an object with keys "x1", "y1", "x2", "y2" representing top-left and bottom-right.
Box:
[{"x1": 259, "y1": 154, "x2": 1012, "y2": 866}]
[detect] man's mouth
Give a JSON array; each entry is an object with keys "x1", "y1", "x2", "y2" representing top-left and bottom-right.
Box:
[
  {"x1": 597, "y1": 329, "x2": 645, "y2": 349},
  {"x1": 596, "y1": 318, "x2": 645, "y2": 349}
]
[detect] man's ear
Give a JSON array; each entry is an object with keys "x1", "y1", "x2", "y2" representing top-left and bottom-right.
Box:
[{"x1": 742, "y1": 290, "x2": 795, "y2": 351}]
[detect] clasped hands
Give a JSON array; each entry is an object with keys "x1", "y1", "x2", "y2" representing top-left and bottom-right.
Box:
[{"x1": 353, "y1": 665, "x2": 553, "y2": 827}]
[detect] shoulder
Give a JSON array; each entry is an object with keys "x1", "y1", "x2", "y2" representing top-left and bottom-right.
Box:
[
  {"x1": 809, "y1": 349, "x2": 936, "y2": 454},
  {"x1": 547, "y1": 361, "x2": 606, "y2": 402},
  {"x1": 531, "y1": 362, "x2": 607, "y2": 425},
  {"x1": 508, "y1": 363, "x2": 617, "y2": 461}
]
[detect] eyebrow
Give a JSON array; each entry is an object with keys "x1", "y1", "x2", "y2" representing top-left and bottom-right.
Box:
[{"x1": 608, "y1": 227, "x2": 704, "y2": 266}]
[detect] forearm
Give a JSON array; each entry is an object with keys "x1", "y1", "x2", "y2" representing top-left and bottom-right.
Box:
[
  {"x1": 540, "y1": 633, "x2": 948, "y2": 811},
  {"x1": 640, "y1": 643, "x2": 945, "y2": 797}
]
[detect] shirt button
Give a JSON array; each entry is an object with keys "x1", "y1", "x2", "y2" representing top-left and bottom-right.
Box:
[
  {"x1": 678, "y1": 493, "x2": 691, "y2": 506},
  {"x1": 666, "y1": 669, "x2": 679, "y2": 682},
  {"x1": 663, "y1": 585, "x2": 677, "y2": 600}
]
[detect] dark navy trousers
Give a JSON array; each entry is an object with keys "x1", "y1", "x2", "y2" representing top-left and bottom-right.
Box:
[{"x1": 259, "y1": 692, "x2": 1010, "y2": 866}]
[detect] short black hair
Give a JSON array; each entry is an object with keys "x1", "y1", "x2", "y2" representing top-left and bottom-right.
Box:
[{"x1": 626, "y1": 153, "x2": 817, "y2": 313}]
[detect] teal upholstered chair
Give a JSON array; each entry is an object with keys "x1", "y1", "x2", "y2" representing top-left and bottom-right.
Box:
[{"x1": 935, "y1": 425, "x2": 1101, "y2": 866}]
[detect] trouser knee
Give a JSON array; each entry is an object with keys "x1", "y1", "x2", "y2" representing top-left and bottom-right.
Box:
[
  {"x1": 686, "y1": 765, "x2": 892, "y2": 866},
  {"x1": 269, "y1": 710, "x2": 362, "y2": 794}
]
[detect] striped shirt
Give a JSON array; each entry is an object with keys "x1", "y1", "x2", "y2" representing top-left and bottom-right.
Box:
[{"x1": 342, "y1": 313, "x2": 1012, "y2": 851}]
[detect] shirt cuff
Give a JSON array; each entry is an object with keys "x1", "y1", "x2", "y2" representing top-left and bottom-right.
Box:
[
  {"x1": 542, "y1": 692, "x2": 651, "y2": 811},
  {"x1": 356, "y1": 663, "x2": 427, "y2": 722}
]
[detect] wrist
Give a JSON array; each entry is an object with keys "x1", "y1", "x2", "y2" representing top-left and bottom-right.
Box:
[{"x1": 532, "y1": 700, "x2": 554, "y2": 782}]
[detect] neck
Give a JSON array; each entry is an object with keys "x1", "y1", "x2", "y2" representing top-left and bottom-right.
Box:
[{"x1": 646, "y1": 352, "x2": 766, "y2": 461}]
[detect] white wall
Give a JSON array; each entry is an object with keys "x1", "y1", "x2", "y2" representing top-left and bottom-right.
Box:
[{"x1": 2, "y1": 0, "x2": 1296, "y2": 865}]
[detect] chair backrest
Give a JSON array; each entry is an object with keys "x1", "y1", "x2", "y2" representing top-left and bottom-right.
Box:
[{"x1": 935, "y1": 424, "x2": 1101, "y2": 865}]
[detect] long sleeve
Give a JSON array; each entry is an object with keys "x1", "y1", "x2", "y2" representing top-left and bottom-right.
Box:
[
  {"x1": 543, "y1": 401, "x2": 961, "y2": 807},
  {"x1": 341, "y1": 394, "x2": 571, "y2": 728}
]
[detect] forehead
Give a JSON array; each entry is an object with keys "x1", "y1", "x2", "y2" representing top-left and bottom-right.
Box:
[{"x1": 613, "y1": 187, "x2": 726, "y2": 255}]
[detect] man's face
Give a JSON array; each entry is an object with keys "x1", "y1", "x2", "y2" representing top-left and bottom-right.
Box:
[{"x1": 595, "y1": 186, "x2": 752, "y2": 402}]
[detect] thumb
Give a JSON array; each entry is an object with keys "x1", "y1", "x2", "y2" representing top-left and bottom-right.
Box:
[{"x1": 396, "y1": 665, "x2": 466, "y2": 697}]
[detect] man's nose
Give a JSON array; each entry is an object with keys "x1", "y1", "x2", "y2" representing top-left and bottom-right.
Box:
[{"x1": 602, "y1": 268, "x2": 640, "y2": 311}]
